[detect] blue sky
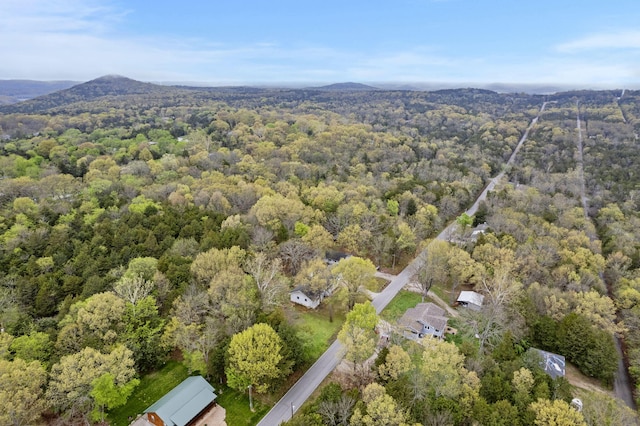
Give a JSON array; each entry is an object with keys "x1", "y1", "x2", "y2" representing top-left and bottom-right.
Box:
[{"x1": 1, "y1": 0, "x2": 640, "y2": 88}]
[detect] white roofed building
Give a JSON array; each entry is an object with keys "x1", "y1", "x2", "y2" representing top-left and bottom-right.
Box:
[{"x1": 457, "y1": 291, "x2": 484, "y2": 311}]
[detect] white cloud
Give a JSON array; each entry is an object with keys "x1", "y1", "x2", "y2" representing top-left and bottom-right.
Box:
[
  {"x1": 0, "y1": 0, "x2": 126, "y2": 33},
  {"x1": 0, "y1": 0, "x2": 350, "y2": 82},
  {"x1": 556, "y1": 30, "x2": 640, "y2": 52},
  {"x1": 0, "y1": 0, "x2": 639, "y2": 88}
]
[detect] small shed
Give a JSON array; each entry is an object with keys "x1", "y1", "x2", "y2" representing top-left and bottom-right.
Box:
[
  {"x1": 457, "y1": 291, "x2": 484, "y2": 311},
  {"x1": 398, "y1": 302, "x2": 448, "y2": 339},
  {"x1": 144, "y1": 376, "x2": 218, "y2": 426},
  {"x1": 290, "y1": 286, "x2": 322, "y2": 309},
  {"x1": 529, "y1": 348, "x2": 566, "y2": 379}
]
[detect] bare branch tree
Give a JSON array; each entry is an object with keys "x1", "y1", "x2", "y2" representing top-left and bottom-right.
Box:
[
  {"x1": 113, "y1": 274, "x2": 154, "y2": 310},
  {"x1": 412, "y1": 240, "x2": 450, "y2": 302},
  {"x1": 317, "y1": 394, "x2": 356, "y2": 426},
  {"x1": 245, "y1": 252, "x2": 287, "y2": 311}
]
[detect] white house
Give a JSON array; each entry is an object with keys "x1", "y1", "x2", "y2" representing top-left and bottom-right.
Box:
[
  {"x1": 290, "y1": 286, "x2": 323, "y2": 309},
  {"x1": 398, "y1": 302, "x2": 448, "y2": 339},
  {"x1": 457, "y1": 291, "x2": 484, "y2": 311}
]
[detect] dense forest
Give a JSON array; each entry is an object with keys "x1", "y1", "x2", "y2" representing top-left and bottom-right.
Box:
[{"x1": 1, "y1": 76, "x2": 639, "y2": 425}]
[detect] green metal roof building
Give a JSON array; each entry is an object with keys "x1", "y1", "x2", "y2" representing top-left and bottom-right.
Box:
[{"x1": 144, "y1": 376, "x2": 217, "y2": 426}]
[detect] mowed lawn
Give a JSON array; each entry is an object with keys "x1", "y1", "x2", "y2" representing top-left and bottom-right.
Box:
[
  {"x1": 108, "y1": 306, "x2": 345, "y2": 426},
  {"x1": 288, "y1": 304, "x2": 345, "y2": 362},
  {"x1": 107, "y1": 361, "x2": 189, "y2": 426},
  {"x1": 381, "y1": 290, "x2": 422, "y2": 322},
  {"x1": 108, "y1": 306, "x2": 344, "y2": 426},
  {"x1": 216, "y1": 385, "x2": 270, "y2": 426}
]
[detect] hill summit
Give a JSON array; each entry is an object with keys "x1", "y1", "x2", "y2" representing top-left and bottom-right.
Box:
[
  {"x1": 0, "y1": 75, "x2": 174, "y2": 114},
  {"x1": 313, "y1": 82, "x2": 379, "y2": 91}
]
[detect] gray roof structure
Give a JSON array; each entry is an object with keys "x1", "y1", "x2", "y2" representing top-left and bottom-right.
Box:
[
  {"x1": 529, "y1": 348, "x2": 566, "y2": 379},
  {"x1": 457, "y1": 291, "x2": 484, "y2": 307},
  {"x1": 398, "y1": 302, "x2": 448, "y2": 333},
  {"x1": 145, "y1": 376, "x2": 217, "y2": 426},
  {"x1": 325, "y1": 250, "x2": 351, "y2": 265},
  {"x1": 290, "y1": 285, "x2": 323, "y2": 300}
]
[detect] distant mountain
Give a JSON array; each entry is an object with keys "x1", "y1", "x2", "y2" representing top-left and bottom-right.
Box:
[
  {"x1": 0, "y1": 75, "x2": 180, "y2": 114},
  {"x1": 311, "y1": 82, "x2": 380, "y2": 91},
  {"x1": 372, "y1": 82, "x2": 580, "y2": 95},
  {"x1": 0, "y1": 79, "x2": 78, "y2": 105},
  {"x1": 431, "y1": 88, "x2": 498, "y2": 96}
]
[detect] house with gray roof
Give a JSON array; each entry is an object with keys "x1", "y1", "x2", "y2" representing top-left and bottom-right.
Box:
[
  {"x1": 529, "y1": 348, "x2": 566, "y2": 379},
  {"x1": 144, "y1": 376, "x2": 218, "y2": 426},
  {"x1": 398, "y1": 302, "x2": 448, "y2": 339}
]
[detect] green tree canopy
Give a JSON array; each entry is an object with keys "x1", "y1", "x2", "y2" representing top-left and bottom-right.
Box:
[
  {"x1": 226, "y1": 322, "x2": 289, "y2": 394},
  {"x1": 46, "y1": 345, "x2": 137, "y2": 419},
  {"x1": 333, "y1": 257, "x2": 376, "y2": 309},
  {"x1": 90, "y1": 372, "x2": 140, "y2": 422},
  {"x1": 529, "y1": 398, "x2": 586, "y2": 426},
  {"x1": 0, "y1": 358, "x2": 48, "y2": 426}
]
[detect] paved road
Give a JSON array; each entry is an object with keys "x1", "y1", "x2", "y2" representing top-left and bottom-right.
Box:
[
  {"x1": 575, "y1": 102, "x2": 589, "y2": 220},
  {"x1": 258, "y1": 260, "x2": 423, "y2": 426},
  {"x1": 256, "y1": 339, "x2": 343, "y2": 425},
  {"x1": 465, "y1": 103, "x2": 545, "y2": 218},
  {"x1": 575, "y1": 102, "x2": 635, "y2": 408},
  {"x1": 257, "y1": 103, "x2": 546, "y2": 426}
]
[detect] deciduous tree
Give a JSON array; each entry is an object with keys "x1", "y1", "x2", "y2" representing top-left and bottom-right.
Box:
[
  {"x1": 413, "y1": 240, "x2": 450, "y2": 302},
  {"x1": 529, "y1": 399, "x2": 586, "y2": 426},
  {"x1": 113, "y1": 275, "x2": 154, "y2": 312},
  {"x1": 90, "y1": 372, "x2": 139, "y2": 422},
  {"x1": 333, "y1": 257, "x2": 376, "y2": 309},
  {"x1": 190, "y1": 246, "x2": 246, "y2": 286},
  {"x1": 56, "y1": 292, "x2": 126, "y2": 353},
  {"x1": 47, "y1": 345, "x2": 137, "y2": 420},
  {"x1": 338, "y1": 302, "x2": 379, "y2": 375},
  {"x1": 378, "y1": 344, "x2": 411, "y2": 381},
  {"x1": 9, "y1": 331, "x2": 50, "y2": 364},
  {"x1": 0, "y1": 358, "x2": 47, "y2": 426},
  {"x1": 349, "y1": 382, "x2": 413, "y2": 426},
  {"x1": 226, "y1": 323, "x2": 288, "y2": 393},
  {"x1": 208, "y1": 266, "x2": 260, "y2": 334},
  {"x1": 245, "y1": 252, "x2": 287, "y2": 311},
  {"x1": 421, "y1": 339, "x2": 471, "y2": 399}
]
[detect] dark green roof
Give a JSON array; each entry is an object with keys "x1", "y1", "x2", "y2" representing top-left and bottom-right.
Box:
[{"x1": 145, "y1": 376, "x2": 216, "y2": 426}]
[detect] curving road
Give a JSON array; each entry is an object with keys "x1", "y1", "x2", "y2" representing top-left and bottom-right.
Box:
[{"x1": 256, "y1": 103, "x2": 546, "y2": 426}]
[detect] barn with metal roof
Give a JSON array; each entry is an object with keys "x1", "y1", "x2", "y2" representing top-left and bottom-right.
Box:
[{"x1": 144, "y1": 376, "x2": 218, "y2": 426}]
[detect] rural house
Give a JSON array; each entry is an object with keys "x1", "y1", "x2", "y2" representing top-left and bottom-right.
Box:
[
  {"x1": 290, "y1": 286, "x2": 323, "y2": 309},
  {"x1": 398, "y1": 302, "x2": 448, "y2": 339},
  {"x1": 143, "y1": 376, "x2": 222, "y2": 426},
  {"x1": 529, "y1": 348, "x2": 566, "y2": 379}
]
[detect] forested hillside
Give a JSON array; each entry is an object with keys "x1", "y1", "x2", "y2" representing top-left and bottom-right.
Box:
[{"x1": 0, "y1": 78, "x2": 639, "y2": 425}]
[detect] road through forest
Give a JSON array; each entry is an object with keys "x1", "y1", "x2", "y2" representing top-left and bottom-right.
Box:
[
  {"x1": 256, "y1": 103, "x2": 547, "y2": 426},
  {"x1": 576, "y1": 102, "x2": 635, "y2": 408}
]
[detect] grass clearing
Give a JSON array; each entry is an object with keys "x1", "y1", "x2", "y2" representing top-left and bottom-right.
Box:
[
  {"x1": 430, "y1": 284, "x2": 450, "y2": 304},
  {"x1": 381, "y1": 290, "x2": 422, "y2": 322},
  {"x1": 289, "y1": 304, "x2": 345, "y2": 361},
  {"x1": 365, "y1": 276, "x2": 388, "y2": 292},
  {"x1": 107, "y1": 361, "x2": 189, "y2": 426},
  {"x1": 217, "y1": 385, "x2": 270, "y2": 426}
]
